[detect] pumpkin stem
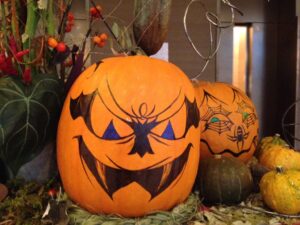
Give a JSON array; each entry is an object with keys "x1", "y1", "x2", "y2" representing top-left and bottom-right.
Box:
[
  {"x1": 276, "y1": 166, "x2": 284, "y2": 173},
  {"x1": 214, "y1": 154, "x2": 222, "y2": 159}
]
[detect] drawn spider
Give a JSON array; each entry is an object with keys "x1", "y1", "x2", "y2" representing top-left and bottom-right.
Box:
[{"x1": 227, "y1": 125, "x2": 249, "y2": 151}]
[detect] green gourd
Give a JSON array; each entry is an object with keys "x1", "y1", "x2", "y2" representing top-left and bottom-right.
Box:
[
  {"x1": 133, "y1": 0, "x2": 172, "y2": 55},
  {"x1": 198, "y1": 155, "x2": 253, "y2": 205}
]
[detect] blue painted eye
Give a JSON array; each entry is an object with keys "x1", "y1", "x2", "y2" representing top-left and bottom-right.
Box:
[
  {"x1": 161, "y1": 121, "x2": 175, "y2": 140},
  {"x1": 210, "y1": 117, "x2": 220, "y2": 123},
  {"x1": 102, "y1": 120, "x2": 121, "y2": 140}
]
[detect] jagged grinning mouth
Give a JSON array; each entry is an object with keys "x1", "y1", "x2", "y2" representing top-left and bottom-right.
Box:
[
  {"x1": 200, "y1": 135, "x2": 257, "y2": 157},
  {"x1": 76, "y1": 135, "x2": 192, "y2": 200}
]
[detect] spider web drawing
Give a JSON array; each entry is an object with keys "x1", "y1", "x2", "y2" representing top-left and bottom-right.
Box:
[
  {"x1": 201, "y1": 105, "x2": 233, "y2": 134},
  {"x1": 236, "y1": 100, "x2": 257, "y2": 128}
]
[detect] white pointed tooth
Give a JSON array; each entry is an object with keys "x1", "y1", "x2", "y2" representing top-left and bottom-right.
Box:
[
  {"x1": 158, "y1": 162, "x2": 172, "y2": 191},
  {"x1": 96, "y1": 161, "x2": 109, "y2": 190}
]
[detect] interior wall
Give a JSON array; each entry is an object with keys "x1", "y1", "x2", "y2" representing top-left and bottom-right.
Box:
[
  {"x1": 216, "y1": 0, "x2": 297, "y2": 138},
  {"x1": 295, "y1": 15, "x2": 300, "y2": 149},
  {"x1": 277, "y1": 0, "x2": 297, "y2": 146}
]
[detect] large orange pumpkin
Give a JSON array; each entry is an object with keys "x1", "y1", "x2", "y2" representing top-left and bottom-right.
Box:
[
  {"x1": 195, "y1": 81, "x2": 259, "y2": 162},
  {"x1": 57, "y1": 56, "x2": 201, "y2": 217}
]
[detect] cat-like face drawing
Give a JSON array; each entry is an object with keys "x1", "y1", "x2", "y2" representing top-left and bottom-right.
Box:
[{"x1": 196, "y1": 81, "x2": 259, "y2": 162}]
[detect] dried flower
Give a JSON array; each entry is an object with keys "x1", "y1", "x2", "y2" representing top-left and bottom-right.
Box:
[{"x1": 22, "y1": 68, "x2": 32, "y2": 85}]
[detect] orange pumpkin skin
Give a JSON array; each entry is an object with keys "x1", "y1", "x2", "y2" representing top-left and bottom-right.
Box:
[
  {"x1": 195, "y1": 81, "x2": 259, "y2": 162},
  {"x1": 57, "y1": 56, "x2": 201, "y2": 217}
]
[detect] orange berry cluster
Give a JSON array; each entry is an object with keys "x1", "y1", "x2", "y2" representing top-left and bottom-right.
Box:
[
  {"x1": 90, "y1": 5, "x2": 102, "y2": 18},
  {"x1": 65, "y1": 12, "x2": 75, "y2": 33},
  {"x1": 47, "y1": 37, "x2": 67, "y2": 52},
  {"x1": 93, "y1": 33, "x2": 108, "y2": 48}
]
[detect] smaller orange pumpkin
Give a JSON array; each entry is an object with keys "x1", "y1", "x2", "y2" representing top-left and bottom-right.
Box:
[
  {"x1": 260, "y1": 167, "x2": 300, "y2": 215},
  {"x1": 255, "y1": 134, "x2": 287, "y2": 158},
  {"x1": 259, "y1": 145, "x2": 300, "y2": 170},
  {"x1": 194, "y1": 81, "x2": 259, "y2": 162}
]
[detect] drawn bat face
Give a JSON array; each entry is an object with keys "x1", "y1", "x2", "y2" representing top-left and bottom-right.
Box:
[
  {"x1": 70, "y1": 87, "x2": 199, "y2": 199},
  {"x1": 196, "y1": 82, "x2": 259, "y2": 162},
  {"x1": 57, "y1": 56, "x2": 201, "y2": 217}
]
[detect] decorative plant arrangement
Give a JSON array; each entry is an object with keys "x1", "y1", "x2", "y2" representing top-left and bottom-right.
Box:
[
  {"x1": 0, "y1": 0, "x2": 132, "y2": 180},
  {"x1": 1, "y1": 0, "x2": 300, "y2": 224},
  {"x1": 0, "y1": 0, "x2": 65, "y2": 179}
]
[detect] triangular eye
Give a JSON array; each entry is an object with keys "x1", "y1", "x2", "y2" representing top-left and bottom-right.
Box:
[
  {"x1": 102, "y1": 120, "x2": 121, "y2": 140},
  {"x1": 161, "y1": 121, "x2": 175, "y2": 140}
]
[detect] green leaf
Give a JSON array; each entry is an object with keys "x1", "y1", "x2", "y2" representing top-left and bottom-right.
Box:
[
  {"x1": 123, "y1": 27, "x2": 133, "y2": 49},
  {"x1": 111, "y1": 22, "x2": 120, "y2": 39},
  {"x1": 0, "y1": 74, "x2": 63, "y2": 176}
]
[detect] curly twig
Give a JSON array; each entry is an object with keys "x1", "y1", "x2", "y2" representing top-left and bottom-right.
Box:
[
  {"x1": 183, "y1": 0, "x2": 243, "y2": 80},
  {"x1": 241, "y1": 205, "x2": 300, "y2": 218}
]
